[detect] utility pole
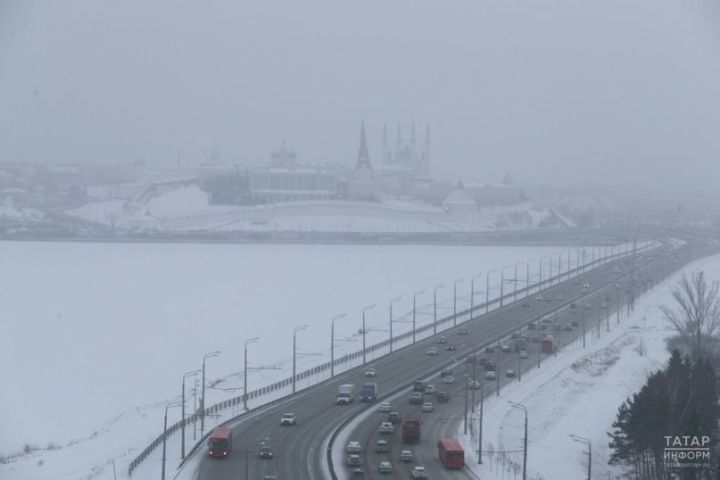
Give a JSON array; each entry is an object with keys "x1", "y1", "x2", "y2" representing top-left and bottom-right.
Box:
[
  {"x1": 362, "y1": 305, "x2": 374, "y2": 364},
  {"x1": 433, "y1": 285, "x2": 443, "y2": 335},
  {"x1": 181, "y1": 369, "x2": 200, "y2": 459},
  {"x1": 243, "y1": 337, "x2": 259, "y2": 411},
  {"x1": 200, "y1": 350, "x2": 220, "y2": 437},
  {"x1": 464, "y1": 363, "x2": 469, "y2": 434},
  {"x1": 330, "y1": 314, "x2": 346, "y2": 377},
  {"x1": 389, "y1": 297, "x2": 402, "y2": 352},
  {"x1": 478, "y1": 384, "x2": 484, "y2": 464},
  {"x1": 293, "y1": 324, "x2": 308, "y2": 394},
  {"x1": 509, "y1": 402, "x2": 528, "y2": 480},
  {"x1": 486, "y1": 270, "x2": 495, "y2": 314}
]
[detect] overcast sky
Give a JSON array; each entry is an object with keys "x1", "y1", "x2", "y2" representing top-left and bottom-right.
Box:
[{"x1": 1, "y1": 0, "x2": 719, "y2": 190}]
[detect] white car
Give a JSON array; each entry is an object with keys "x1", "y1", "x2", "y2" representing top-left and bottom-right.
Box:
[
  {"x1": 469, "y1": 379, "x2": 482, "y2": 389},
  {"x1": 442, "y1": 375, "x2": 455, "y2": 384},
  {"x1": 485, "y1": 371, "x2": 497, "y2": 381},
  {"x1": 424, "y1": 384, "x2": 437, "y2": 395},
  {"x1": 280, "y1": 412, "x2": 296, "y2": 426},
  {"x1": 378, "y1": 461, "x2": 393, "y2": 474},
  {"x1": 346, "y1": 440, "x2": 362, "y2": 453},
  {"x1": 364, "y1": 368, "x2": 377, "y2": 377},
  {"x1": 520, "y1": 350, "x2": 528, "y2": 359},
  {"x1": 411, "y1": 466, "x2": 428, "y2": 478},
  {"x1": 379, "y1": 421, "x2": 394, "y2": 434},
  {"x1": 378, "y1": 401, "x2": 392, "y2": 412},
  {"x1": 400, "y1": 449, "x2": 413, "y2": 462},
  {"x1": 426, "y1": 347, "x2": 439, "y2": 356},
  {"x1": 421, "y1": 401, "x2": 434, "y2": 412}
]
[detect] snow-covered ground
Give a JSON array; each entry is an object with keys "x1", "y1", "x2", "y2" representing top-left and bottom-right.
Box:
[
  {"x1": 459, "y1": 253, "x2": 720, "y2": 480},
  {"x1": 1, "y1": 240, "x2": 595, "y2": 480},
  {"x1": 64, "y1": 184, "x2": 568, "y2": 233}
]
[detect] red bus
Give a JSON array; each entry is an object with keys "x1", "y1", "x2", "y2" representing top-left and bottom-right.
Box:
[
  {"x1": 208, "y1": 426, "x2": 233, "y2": 458},
  {"x1": 438, "y1": 438, "x2": 464, "y2": 469}
]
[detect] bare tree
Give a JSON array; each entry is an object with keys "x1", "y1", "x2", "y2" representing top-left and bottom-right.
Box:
[{"x1": 659, "y1": 271, "x2": 720, "y2": 360}]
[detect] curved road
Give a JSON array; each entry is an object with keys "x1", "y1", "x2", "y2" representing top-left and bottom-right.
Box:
[{"x1": 186, "y1": 236, "x2": 714, "y2": 480}]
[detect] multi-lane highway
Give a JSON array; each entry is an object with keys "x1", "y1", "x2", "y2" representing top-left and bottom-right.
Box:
[{"x1": 186, "y1": 236, "x2": 712, "y2": 480}]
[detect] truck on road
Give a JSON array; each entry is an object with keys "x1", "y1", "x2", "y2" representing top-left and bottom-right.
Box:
[
  {"x1": 337, "y1": 384, "x2": 354, "y2": 405},
  {"x1": 402, "y1": 418, "x2": 422, "y2": 443},
  {"x1": 360, "y1": 383, "x2": 377, "y2": 402}
]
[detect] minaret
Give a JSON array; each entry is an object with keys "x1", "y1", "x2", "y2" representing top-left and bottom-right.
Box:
[
  {"x1": 410, "y1": 124, "x2": 417, "y2": 166},
  {"x1": 382, "y1": 123, "x2": 390, "y2": 165},
  {"x1": 356, "y1": 121, "x2": 372, "y2": 171}
]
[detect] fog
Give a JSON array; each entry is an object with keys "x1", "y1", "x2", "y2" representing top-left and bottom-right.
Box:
[{"x1": 1, "y1": 0, "x2": 720, "y2": 190}]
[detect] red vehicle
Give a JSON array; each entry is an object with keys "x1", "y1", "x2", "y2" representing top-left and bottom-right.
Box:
[
  {"x1": 208, "y1": 426, "x2": 233, "y2": 458},
  {"x1": 402, "y1": 418, "x2": 422, "y2": 443},
  {"x1": 437, "y1": 438, "x2": 464, "y2": 469},
  {"x1": 541, "y1": 335, "x2": 555, "y2": 354}
]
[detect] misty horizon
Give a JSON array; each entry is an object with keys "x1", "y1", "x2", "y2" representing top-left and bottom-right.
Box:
[{"x1": 2, "y1": 1, "x2": 720, "y2": 190}]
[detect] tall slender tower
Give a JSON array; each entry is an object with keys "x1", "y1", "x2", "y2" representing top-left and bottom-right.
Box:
[
  {"x1": 356, "y1": 121, "x2": 372, "y2": 171},
  {"x1": 382, "y1": 123, "x2": 391, "y2": 165}
]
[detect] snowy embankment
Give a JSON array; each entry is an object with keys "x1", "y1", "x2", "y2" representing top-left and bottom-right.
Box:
[
  {"x1": 459, "y1": 253, "x2": 720, "y2": 480},
  {"x1": 2, "y1": 241, "x2": 592, "y2": 480},
  {"x1": 64, "y1": 184, "x2": 565, "y2": 233}
]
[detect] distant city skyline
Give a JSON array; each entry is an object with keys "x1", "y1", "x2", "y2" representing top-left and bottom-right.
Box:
[{"x1": 1, "y1": 1, "x2": 719, "y2": 191}]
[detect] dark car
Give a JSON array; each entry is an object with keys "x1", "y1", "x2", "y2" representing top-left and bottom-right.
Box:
[
  {"x1": 258, "y1": 445, "x2": 273, "y2": 459},
  {"x1": 446, "y1": 344, "x2": 457, "y2": 351},
  {"x1": 440, "y1": 368, "x2": 453, "y2": 377},
  {"x1": 436, "y1": 391, "x2": 450, "y2": 403},
  {"x1": 388, "y1": 411, "x2": 402, "y2": 424},
  {"x1": 528, "y1": 321, "x2": 537, "y2": 330},
  {"x1": 485, "y1": 346, "x2": 495, "y2": 354},
  {"x1": 457, "y1": 329, "x2": 468, "y2": 335},
  {"x1": 571, "y1": 319, "x2": 579, "y2": 327},
  {"x1": 484, "y1": 360, "x2": 496, "y2": 371}
]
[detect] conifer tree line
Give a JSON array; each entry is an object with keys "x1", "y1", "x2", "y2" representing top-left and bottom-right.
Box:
[{"x1": 608, "y1": 272, "x2": 720, "y2": 479}]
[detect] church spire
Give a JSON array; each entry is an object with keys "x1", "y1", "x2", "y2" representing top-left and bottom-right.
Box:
[{"x1": 356, "y1": 121, "x2": 372, "y2": 170}]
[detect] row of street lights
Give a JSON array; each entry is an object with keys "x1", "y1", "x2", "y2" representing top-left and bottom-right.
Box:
[{"x1": 160, "y1": 242, "x2": 632, "y2": 480}]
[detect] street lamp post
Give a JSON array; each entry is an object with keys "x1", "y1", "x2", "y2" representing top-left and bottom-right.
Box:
[
  {"x1": 330, "y1": 314, "x2": 346, "y2": 377},
  {"x1": 500, "y1": 265, "x2": 510, "y2": 307},
  {"x1": 525, "y1": 260, "x2": 531, "y2": 297},
  {"x1": 243, "y1": 337, "x2": 260, "y2": 411},
  {"x1": 582, "y1": 303, "x2": 587, "y2": 348},
  {"x1": 389, "y1": 297, "x2": 402, "y2": 352},
  {"x1": 471, "y1": 274, "x2": 482, "y2": 320},
  {"x1": 292, "y1": 324, "x2": 308, "y2": 394},
  {"x1": 478, "y1": 384, "x2": 485, "y2": 464},
  {"x1": 486, "y1": 269, "x2": 496, "y2": 314},
  {"x1": 433, "y1": 285, "x2": 444, "y2": 335},
  {"x1": 453, "y1": 279, "x2": 465, "y2": 326},
  {"x1": 200, "y1": 350, "x2": 220, "y2": 436},
  {"x1": 570, "y1": 434, "x2": 592, "y2": 480},
  {"x1": 362, "y1": 304, "x2": 375, "y2": 364},
  {"x1": 509, "y1": 401, "x2": 528, "y2": 480},
  {"x1": 161, "y1": 401, "x2": 182, "y2": 480},
  {"x1": 412, "y1": 292, "x2": 424, "y2": 343},
  {"x1": 181, "y1": 369, "x2": 200, "y2": 459}
]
